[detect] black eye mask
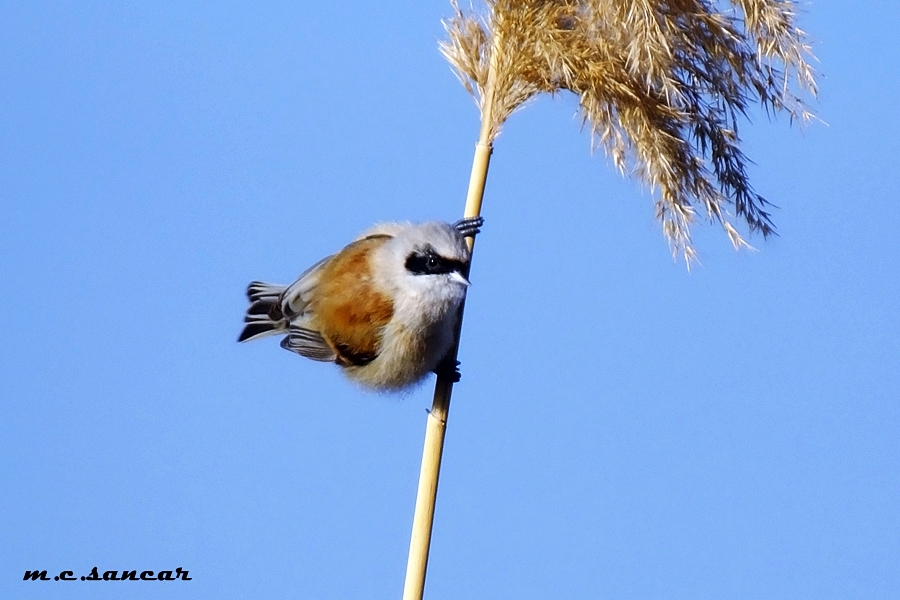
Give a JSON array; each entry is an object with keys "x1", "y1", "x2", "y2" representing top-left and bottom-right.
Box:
[{"x1": 405, "y1": 249, "x2": 467, "y2": 276}]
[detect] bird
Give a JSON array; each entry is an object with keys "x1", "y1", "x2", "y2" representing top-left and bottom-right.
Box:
[{"x1": 238, "y1": 217, "x2": 483, "y2": 391}]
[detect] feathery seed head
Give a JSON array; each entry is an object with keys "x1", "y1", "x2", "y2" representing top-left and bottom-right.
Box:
[{"x1": 442, "y1": 0, "x2": 817, "y2": 263}]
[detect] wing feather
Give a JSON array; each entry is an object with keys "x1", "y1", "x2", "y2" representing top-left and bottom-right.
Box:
[{"x1": 280, "y1": 324, "x2": 337, "y2": 362}]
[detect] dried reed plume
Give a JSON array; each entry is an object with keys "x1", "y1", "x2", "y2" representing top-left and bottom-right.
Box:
[{"x1": 442, "y1": 0, "x2": 817, "y2": 262}]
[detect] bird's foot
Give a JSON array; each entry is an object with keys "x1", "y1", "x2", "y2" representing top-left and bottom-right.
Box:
[
  {"x1": 453, "y1": 216, "x2": 484, "y2": 238},
  {"x1": 433, "y1": 358, "x2": 461, "y2": 383}
]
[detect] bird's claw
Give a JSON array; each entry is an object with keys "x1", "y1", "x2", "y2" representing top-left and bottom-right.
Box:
[
  {"x1": 453, "y1": 216, "x2": 484, "y2": 239},
  {"x1": 433, "y1": 358, "x2": 461, "y2": 383}
]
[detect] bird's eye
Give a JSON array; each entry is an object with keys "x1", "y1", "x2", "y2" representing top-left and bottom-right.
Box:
[{"x1": 405, "y1": 251, "x2": 461, "y2": 276}]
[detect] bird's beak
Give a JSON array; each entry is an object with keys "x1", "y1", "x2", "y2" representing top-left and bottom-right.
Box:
[{"x1": 450, "y1": 271, "x2": 471, "y2": 287}]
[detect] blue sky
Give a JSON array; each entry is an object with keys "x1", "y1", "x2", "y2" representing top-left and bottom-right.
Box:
[{"x1": 1, "y1": 2, "x2": 897, "y2": 599}]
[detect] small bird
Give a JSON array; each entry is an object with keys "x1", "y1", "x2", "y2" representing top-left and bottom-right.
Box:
[{"x1": 239, "y1": 217, "x2": 483, "y2": 391}]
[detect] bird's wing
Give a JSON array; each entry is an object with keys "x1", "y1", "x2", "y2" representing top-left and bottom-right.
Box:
[
  {"x1": 278, "y1": 234, "x2": 395, "y2": 364},
  {"x1": 279, "y1": 254, "x2": 333, "y2": 319},
  {"x1": 280, "y1": 324, "x2": 337, "y2": 362},
  {"x1": 268, "y1": 255, "x2": 336, "y2": 361}
]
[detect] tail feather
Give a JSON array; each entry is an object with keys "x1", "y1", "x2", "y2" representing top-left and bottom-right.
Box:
[
  {"x1": 247, "y1": 281, "x2": 285, "y2": 303},
  {"x1": 238, "y1": 281, "x2": 288, "y2": 342},
  {"x1": 246, "y1": 300, "x2": 275, "y2": 317},
  {"x1": 238, "y1": 322, "x2": 279, "y2": 342}
]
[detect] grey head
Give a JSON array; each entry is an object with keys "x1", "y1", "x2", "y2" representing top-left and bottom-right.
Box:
[{"x1": 367, "y1": 221, "x2": 472, "y2": 315}]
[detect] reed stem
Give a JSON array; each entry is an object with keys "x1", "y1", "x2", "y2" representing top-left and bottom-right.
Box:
[{"x1": 401, "y1": 141, "x2": 492, "y2": 600}]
